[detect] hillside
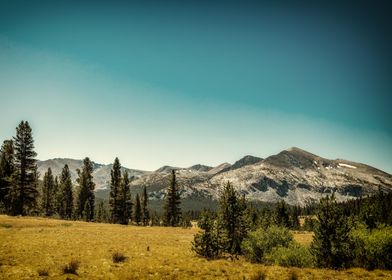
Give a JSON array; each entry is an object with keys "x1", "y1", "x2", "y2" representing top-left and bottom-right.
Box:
[{"x1": 38, "y1": 148, "x2": 392, "y2": 206}]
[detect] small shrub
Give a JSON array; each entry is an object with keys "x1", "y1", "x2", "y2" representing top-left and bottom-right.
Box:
[
  {"x1": 112, "y1": 252, "x2": 128, "y2": 263},
  {"x1": 266, "y1": 243, "x2": 315, "y2": 268},
  {"x1": 60, "y1": 223, "x2": 72, "y2": 227},
  {"x1": 288, "y1": 270, "x2": 298, "y2": 280},
  {"x1": 242, "y1": 225, "x2": 293, "y2": 263},
  {"x1": 62, "y1": 259, "x2": 80, "y2": 275},
  {"x1": 250, "y1": 270, "x2": 267, "y2": 280},
  {"x1": 0, "y1": 223, "x2": 12, "y2": 228},
  {"x1": 37, "y1": 268, "x2": 49, "y2": 276}
]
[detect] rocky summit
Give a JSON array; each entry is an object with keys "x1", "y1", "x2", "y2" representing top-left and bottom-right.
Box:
[{"x1": 38, "y1": 147, "x2": 392, "y2": 206}]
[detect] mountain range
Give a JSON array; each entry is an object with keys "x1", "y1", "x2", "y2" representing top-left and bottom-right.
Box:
[{"x1": 37, "y1": 147, "x2": 392, "y2": 207}]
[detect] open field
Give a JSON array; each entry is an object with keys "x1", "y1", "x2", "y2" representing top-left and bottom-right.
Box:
[{"x1": 0, "y1": 215, "x2": 391, "y2": 280}]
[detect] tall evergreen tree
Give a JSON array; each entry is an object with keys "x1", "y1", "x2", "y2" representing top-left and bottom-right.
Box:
[
  {"x1": 58, "y1": 164, "x2": 73, "y2": 219},
  {"x1": 41, "y1": 167, "x2": 55, "y2": 216},
  {"x1": 118, "y1": 170, "x2": 132, "y2": 225},
  {"x1": 134, "y1": 193, "x2": 142, "y2": 225},
  {"x1": 290, "y1": 205, "x2": 301, "y2": 229},
  {"x1": 109, "y1": 157, "x2": 122, "y2": 223},
  {"x1": 311, "y1": 194, "x2": 352, "y2": 268},
  {"x1": 53, "y1": 176, "x2": 59, "y2": 213},
  {"x1": 9, "y1": 121, "x2": 38, "y2": 216},
  {"x1": 0, "y1": 140, "x2": 14, "y2": 212},
  {"x1": 96, "y1": 200, "x2": 105, "y2": 223},
  {"x1": 163, "y1": 170, "x2": 181, "y2": 226},
  {"x1": 218, "y1": 181, "x2": 248, "y2": 255},
  {"x1": 142, "y1": 186, "x2": 150, "y2": 226},
  {"x1": 275, "y1": 200, "x2": 290, "y2": 227},
  {"x1": 192, "y1": 210, "x2": 220, "y2": 259},
  {"x1": 75, "y1": 157, "x2": 95, "y2": 221}
]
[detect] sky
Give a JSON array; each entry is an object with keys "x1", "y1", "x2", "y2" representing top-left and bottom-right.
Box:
[{"x1": 0, "y1": 0, "x2": 391, "y2": 172}]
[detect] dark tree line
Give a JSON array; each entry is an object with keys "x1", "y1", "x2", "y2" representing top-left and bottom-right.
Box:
[
  {"x1": 338, "y1": 190, "x2": 392, "y2": 228},
  {"x1": 0, "y1": 122, "x2": 186, "y2": 227}
]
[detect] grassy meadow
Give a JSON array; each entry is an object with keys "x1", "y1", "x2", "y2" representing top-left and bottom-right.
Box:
[{"x1": 0, "y1": 215, "x2": 391, "y2": 280}]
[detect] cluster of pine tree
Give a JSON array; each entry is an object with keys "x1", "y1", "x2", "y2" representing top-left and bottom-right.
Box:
[
  {"x1": 0, "y1": 121, "x2": 38, "y2": 216},
  {"x1": 0, "y1": 121, "x2": 189, "y2": 228},
  {"x1": 339, "y1": 190, "x2": 392, "y2": 228},
  {"x1": 193, "y1": 185, "x2": 392, "y2": 270},
  {"x1": 108, "y1": 157, "x2": 151, "y2": 226},
  {"x1": 243, "y1": 200, "x2": 303, "y2": 231},
  {"x1": 0, "y1": 122, "x2": 94, "y2": 222},
  {"x1": 192, "y1": 182, "x2": 248, "y2": 258}
]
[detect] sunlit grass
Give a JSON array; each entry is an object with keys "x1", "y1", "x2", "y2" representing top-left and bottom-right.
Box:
[{"x1": 0, "y1": 215, "x2": 391, "y2": 279}]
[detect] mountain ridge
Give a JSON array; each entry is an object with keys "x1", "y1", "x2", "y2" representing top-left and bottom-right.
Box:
[{"x1": 37, "y1": 147, "x2": 392, "y2": 206}]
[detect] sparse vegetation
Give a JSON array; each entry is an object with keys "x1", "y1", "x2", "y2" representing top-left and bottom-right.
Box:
[
  {"x1": 288, "y1": 270, "x2": 298, "y2": 280},
  {"x1": 249, "y1": 270, "x2": 267, "y2": 280},
  {"x1": 112, "y1": 252, "x2": 128, "y2": 263},
  {"x1": 62, "y1": 259, "x2": 80, "y2": 275},
  {"x1": 2, "y1": 215, "x2": 391, "y2": 279},
  {"x1": 0, "y1": 223, "x2": 12, "y2": 228},
  {"x1": 37, "y1": 268, "x2": 49, "y2": 276}
]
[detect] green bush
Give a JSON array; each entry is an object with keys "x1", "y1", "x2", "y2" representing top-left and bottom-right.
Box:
[
  {"x1": 192, "y1": 211, "x2": 221, "y2": 259},
  {"x1": 242, "y1": 225, "x2": 293, "y2": 263},
  {"x1": 266, "y1": 243, "x2": 315, "y2": 268},
  {"x1": 350, "y1": 225, "x2": 392, "y2": 270}
]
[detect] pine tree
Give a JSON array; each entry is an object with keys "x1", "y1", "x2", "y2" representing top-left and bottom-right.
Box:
[
  {"x1": 109, "y1": 157, "x2": 121, "y2": 223},
  {"x1": 218, "y1": 181, "x2": 248, "y2": 255},
  {"x1": 0, "y1": 140, "x2": 14, "y2": 212},
  {"x1": 58, "y1": 164, "x2": 73, "y2": 219},
  {"x1": 9, "y1": 121, "x2": 38, "y2": 216},
  {"x1": 142, "y1": 186, "x2": 150, "y2": 226},
  {"x1": 75, "y1": 157, "x2": 95, "y2": 221},
  {"x1": 289, "y1": 205, "x2": 300, "y2": 229},
  {"x1": 192, "y1": 210, "x2": 220, "y2": 259},
  {"x1": 118, "y1": 170, "x2": 132, "y2": 225},
  {"x1": 163, "y1": 170, "x2": 181, "y2": 226},
  {"x1": 275, "y1": 200, "x2": 290, "y2": 227},
  {"x1": 53, "y1": 176, "x2": 59, "y2": 214},
  {"x1": 134, "y1": 193, "x2": 142, "y2": 225},
  {"x1": 150, "y1": 211, "x2": 161, "y2": 226},
  {"x1": 41, "y1": 167, "x2": 55, "y2": 216},
  {"x1": 311, "y1": 194, "x2": 352, "y2": 268},
  {"x1": 96, "y1": 200, "x2": 105, "y2": 223}
]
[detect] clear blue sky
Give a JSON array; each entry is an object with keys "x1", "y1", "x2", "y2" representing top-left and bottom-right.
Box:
[{"x1": 0, "y1": 0, "x2": 391, "y2": 172}]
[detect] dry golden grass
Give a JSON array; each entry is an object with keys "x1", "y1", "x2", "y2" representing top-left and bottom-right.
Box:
[
  {"x1": 292, "y1": 231, "x2": 313, "y2": 246},
  {"x1": 1, "y1": 215, "x2": 391, "y2": 279}
]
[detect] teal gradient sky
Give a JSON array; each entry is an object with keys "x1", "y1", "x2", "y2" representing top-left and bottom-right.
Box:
[{"x1": 0, "y1": 0, "x2": 391, "y2": 172}]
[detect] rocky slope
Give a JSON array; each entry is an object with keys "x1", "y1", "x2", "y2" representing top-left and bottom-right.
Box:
[
  {"x1": 38, "y1": 148, "x2": 392, "y2": 206},
  {"x1": 190, "y1": 147, "x2": 392, "y2": 206}
]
